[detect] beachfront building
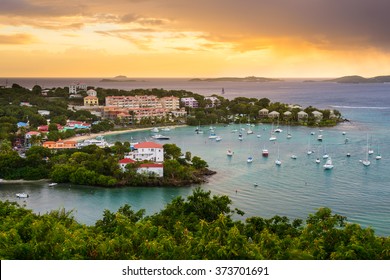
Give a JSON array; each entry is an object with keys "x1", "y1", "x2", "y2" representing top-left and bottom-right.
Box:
[
  {"x1": 118, "y1": 158, "x2": 164, "y2": 177},
  {"x1": 42, "y1": 139, "x2": 77, "y2": 149},
  {"x1": 125, "y1": 141, "x2": 164, "y2": 162},
  {"x1": 181, "y1": 97, "x2": 198, "y2": 108},
  {"x1": 258, "y1": 108, "x2": 269, "y2": 118},
  {"x1": 283, "y1": 111, "x2": 292, "y2": 119},
  {"x1": 268, "y1": 111, "x2": 280, "y2": 119},
  {"x1": 312, "y1": 110, "x2": 323, "y2": 121},
  {"x1": 137, "y1": 163, "x2": 164, "y2": 177},
  {"x1": 297, "y1": 111, "x2": 308, "y2": 121},
  {"x1": 69, "y1": 82, "x2": 87, "y2": 94},
  {"x1": 63, "y1": 121, "x2": 91, "y2": 130},
  {"x1": 84, "y1": 96, "x2": 99, "y2": 107}
]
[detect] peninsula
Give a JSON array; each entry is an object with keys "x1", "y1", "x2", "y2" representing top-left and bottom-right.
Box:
[{"x1": 189, "y1": 76, "x2": 283, "y2": 82}]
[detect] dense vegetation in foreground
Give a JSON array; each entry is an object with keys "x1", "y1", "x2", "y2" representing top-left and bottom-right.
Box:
[
  {"x1": 0, "y1": 141, "x2": 212, "y2": 187},
  {"x1": 0, "y1": 188, "x2": 389, "y2": 260}
]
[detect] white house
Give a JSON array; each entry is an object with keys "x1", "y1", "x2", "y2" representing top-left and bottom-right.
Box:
[
  {"x1": 137, "y1": 163, "x2": 164, "y2": 177},
  {"x1": 312, "y1": 110, "x2": 323, "y2": 120},
  {"x1": 268, "y1": 111, "x2": 280, "y2": 119},
  {"x1": 69, "y1": 82, "x2": 87, "y2": 94},
  {"x1": 126, "y1": 142, "x2": 164, "y2": 162},
  {"x1": 258, "y1": 108, "x2": 269, "y2": 117},
  {"x1": 86, "y1": 89, "x2": 97, "y2": 96},
  {"x1": 297, "y1": 111, "x2": 308, "y2": 120},
  {"x1": 118, "y1": 158, "x2": 136, "y2": 172}
]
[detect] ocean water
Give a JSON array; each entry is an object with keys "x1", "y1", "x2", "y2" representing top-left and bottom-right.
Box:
[{"x1": 1, "y1": 78, "x2": 390, "y2": 236}]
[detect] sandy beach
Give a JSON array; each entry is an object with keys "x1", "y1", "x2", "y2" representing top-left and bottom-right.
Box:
[{"x1": 67, "y1": 124, "x2": 188, "y2": 142}]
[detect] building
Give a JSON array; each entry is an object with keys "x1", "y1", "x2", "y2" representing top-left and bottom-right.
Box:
[
  {"x1": 297, "y1": 111, "x2": 308, "y2": 121},
  {"x1": 37, "y1": 124, "x2": 63, "y2": 133},
  {"x1": 69, "y1": 82, "x2": 87, "y2": 94},
  {"x1": 160, "y1": 96, "x2": 180, "y2": 110},
  {"x1": 37, "y1": 110, "x2": 50, "y2": 116},
  {"x1": 118, "y1": 158, "x2": 164, "y2": 177},
  {"x1": 63, "y1": 121, "x2": 91, "y2": 130},
  {"x1": 84, "y1": 96, "x2": 99, "y2": 106},
  {"x1": 181, "y1": 97, "x2": 198, "y2": 108},
  {"x1": 126, "y1": 142, "x2": 164, "y2": 162},
  {"x1": 312, "y1": 111, "x2": 323, "y2": 121},
  {"x1": 42, "y1": 139, "x2": 77, "y2": 149},
  {"x1": 118, "y1": 158, "x2": 136, "y2": 172},
  {"x1": 86, "y1": 89, "x2": 97, "y2": 96},
  {"x1": 105, "y1": 95, "x2": 162, "y2": 109},
  {"x1": 268, "y1": 111, "x2": 280, "y2": 119},
  {"x1": 258, "y1": 108, "x2": 269, "y2": 118},
  {"x1": 204, "y1": 96, "x2": 220, "y2": 108},
  {"x1": 137, "y1": 163, "x2": 164, "y2": 177}
]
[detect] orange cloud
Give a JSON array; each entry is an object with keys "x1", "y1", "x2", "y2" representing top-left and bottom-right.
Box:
[{"x1": 0, "y1": 33, "x2": 37, "y2": 44}]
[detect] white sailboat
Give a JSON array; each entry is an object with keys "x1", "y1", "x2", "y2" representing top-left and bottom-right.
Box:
[
  {"x1": 275, "y1": 144, "x2": 282, "y2": 165},
  {"x1": 362, "y1": 135, "x2": 371, "y2": 166},
  {"x1": 322, "y1": 145, "x2": 329, "y2": 159},
  {"x1": 269, "y1": 123, "x2": 277, "y2": 141},
  {"x1": 286, "y1": 124, "x2": 292, "y2": 139},
  {"x1": 323, "y1": 157, "x2": 334, "y2": 169},
  {"x1": 375, "y1": 144, "x2": 382, "y2": 160},
  {"x1": 307, "y1": 137, "x2": 313, "y2": 155}
]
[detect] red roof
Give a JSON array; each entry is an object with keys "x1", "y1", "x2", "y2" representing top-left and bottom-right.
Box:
[
  {"x1": 140, "y1": 163, "x2": 164, "y2": 168},
  {"x1": 119, "y1": 158, "x2": 136, "y2": 164},
  {"x1": 134, "y1": 142, "x2": 163, "y2": 149}
]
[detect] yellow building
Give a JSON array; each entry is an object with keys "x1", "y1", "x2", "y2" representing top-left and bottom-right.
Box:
[{"x1": 84, "y1": 96, "x2": 99, "y2": 106}]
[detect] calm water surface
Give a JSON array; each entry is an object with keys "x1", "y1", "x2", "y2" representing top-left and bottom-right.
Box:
[{"x1": 1, "y1": 78, "x2": 390, "y2": 236}]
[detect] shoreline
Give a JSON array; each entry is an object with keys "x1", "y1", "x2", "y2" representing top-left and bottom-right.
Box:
[{"x1": 67, "y1": 124, "x2": 188, "y2": 142}]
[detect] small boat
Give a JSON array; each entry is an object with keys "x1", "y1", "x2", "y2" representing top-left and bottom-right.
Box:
[
  {"x1": 160, "y1": 127, "x2": 171, "y2": 132},
  {"x1": 311, "y1": 131, "x2": 315, "y2": 135},
  {"x1": 346, "y1": 153, "x2": 351, "y2": 157},
  {"x1": 151, "y1": 134, "x2": 170, "y2": 140},
  {"x1": 256, "y1": 134, "x2": 261, "y2": 138},
  {"x1": 151, "y1": 127, "x2": 159, "y2": 133},
  {"x1": 231, "y1": 129, "x2": 238, "y2": 133},
  {"x1": 323, "y1": 157, "x2": 334, "y2": 169},
  {"x1": 262, "y1": 146, "x2": 269, "y2": 157},
  {"x1": 291, "y1": 155, "x2": 297, "y2": 159},
  {"x1": 16, "y1": 193, "x2": 29, "y2": 198},
  {"x1": 317, "y1": 134, "x2": 323, "y2": 141},
  {"x1": 342, "y1": 131, "x2": 346, "y2": 135},
  {"x1": 247, "y1": 156, "x2": 254, "y2": 163},
  {"x1": 253, "y1": 183, "x2": 258, "y2": 187},
  {"x1": 227, "y1": 150, "x2": 234, "y2": 156},
  {"x1": 215, "y1": 136, "x2": 222, "y2": 142},
  {"x1": 208, "y1": 132, "x2": 217, "y2": 139},
  {"x1": 286, "y1": 133, "x2": 292, "y2": 139},
  {"x1": 247, "y1": 128, "x2": 253, "y2": 134},
  {"x1": 315, "y1": 158, "x2": 321, "y2": 164},
  {"x1": 375, "y1": 154, "x2": 382, "y2": 160},
  {"x1": 49, "y1": 182, "x2": 58, "y2": 187},
  {"x1": 269, "y1": 135, "x2": 277, "y2": 141}
]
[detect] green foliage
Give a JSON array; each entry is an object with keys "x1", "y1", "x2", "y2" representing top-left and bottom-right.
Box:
[{"x1": 0, "y1": 192, "x2": 388, "y2": 260}]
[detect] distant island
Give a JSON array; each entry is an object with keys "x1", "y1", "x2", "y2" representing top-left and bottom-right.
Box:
[
  {"x1": 100, "y1": 75, "x2": 139, "y2": 82},
  {"x1": 325, "y1": 75, "x2": 390, "y2": 84},
  {"x1": 189, "y1": 76, "x2": 283, "y2": 82}
]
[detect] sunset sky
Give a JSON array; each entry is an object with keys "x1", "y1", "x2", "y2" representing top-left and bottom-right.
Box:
[{"x1": 1, "y1": 0, "x2": 390, "y2": 78}]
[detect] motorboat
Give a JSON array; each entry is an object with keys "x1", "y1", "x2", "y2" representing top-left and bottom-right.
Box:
[
  {"x1": 291, "y1": 155, "x2": 297, "y2": 159},
  {"x1": 215, "y1": 136, "x2": 222, "y2": 142},
  {"x1": 262, "y1": 148, "x2": 269, "y2": 157},
  {"x1": 49, "y1": 182, "x2": 58, "y2": 187},
  {"x1": 247, "y1": 156, "x2": 254, "y2": 163},
  {"x1": 227, "y1": 150, "x2": 234, "y2": 156},
  {"x1": 16, "y1": 193, "x2": 29, "y2": 198},
  {"x1": 151, "y1": 134, "x2": 170, "y2": 140}
]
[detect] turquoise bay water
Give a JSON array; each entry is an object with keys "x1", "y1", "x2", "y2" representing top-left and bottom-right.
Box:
[{"x1": 1, "y1": 79, "x2": 390, "y2": 236}]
